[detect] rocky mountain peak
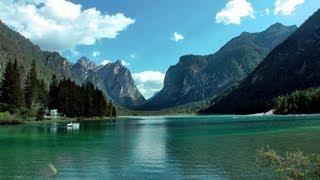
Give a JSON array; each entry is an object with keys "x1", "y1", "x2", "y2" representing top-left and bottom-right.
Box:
[
  {"x1": 263, "y1": 23, "x2": 297, "y2": 35},
  {"x1": 94, "y1": 61, "x2": 146, "y2": 108},
  {"x1": 76, "y1": 57, "x2": 96, "y2": 70},
  {"x1": 266, "y1": 23, "x2": 287, "y2": 31},
  {"x1": 114, "y1": 60, "x2": 123, "y2": 66}
]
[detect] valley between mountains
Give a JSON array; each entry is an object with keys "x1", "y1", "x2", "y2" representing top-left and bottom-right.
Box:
[{"x1": 1, "y1": 9, "x2": 320, "y2": 115}]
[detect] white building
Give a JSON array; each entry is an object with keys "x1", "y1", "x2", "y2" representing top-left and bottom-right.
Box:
[{"x1": 50, "y1": 109, "x2": 58, "y2": 117}]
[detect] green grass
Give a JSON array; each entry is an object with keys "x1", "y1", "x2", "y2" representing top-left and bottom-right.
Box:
[
  {"x1": 0, "y1": 112, "x2": 24, "y2": 125},
  {"x1": 0, "y1": 111, "x2": 117, "y2": 125},
  {"x1": 257, "y1": 146, "x2": 320, "y2": 179}
]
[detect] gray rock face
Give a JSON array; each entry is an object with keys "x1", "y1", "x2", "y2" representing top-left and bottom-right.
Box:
[
  {"x1": 71, "y1": 57, "x2": 97, "y2": 83},
  {"x1": 146, "y1": 55, "x2": 209, "y2": 109},
  {"x1": 43, "y1": 51, "x2": 74, "y2": 80},
  {"x1": 71, "y1": 59, "x2": 146, "y2": 108},
  {"x1": 143, "y1": 23, "x2": 297, "y2": 110},
  {"x1": 94, "y1": 61, "x2": 146, "y2": 108}
]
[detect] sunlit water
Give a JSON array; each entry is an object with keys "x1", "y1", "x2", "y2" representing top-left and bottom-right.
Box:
[{"x1": 1, "y1": 115, "x2": 320, "y2": 179}]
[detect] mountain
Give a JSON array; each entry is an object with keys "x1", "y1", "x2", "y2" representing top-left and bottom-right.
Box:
[
  {"x1": 0, "y1": 19, "x2": 79, "y2": 86},
  {"x1": 71, "y1": 57, "x2": 97, "y2": 83},
  {"x1": 204, "y1": 9, "x2": 320, "y2": 114},
  {"x1": 97, "y1": 61, "x2": 145, "y2": 108},
  {"x1": 0, "y1": 20, "x2": 144, "y2": 109},
  {"x1": 43, "y1": 51, "x2": 75, "y2": 80},
  {"x1": 143, "y1": 23, "x2": 297, "y2": 110},
  {"x1": 83, "y1": 61, "x2": 146, "y2": 108}
]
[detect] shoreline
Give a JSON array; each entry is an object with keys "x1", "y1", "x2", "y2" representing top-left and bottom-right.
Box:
[
  {"x1": 0, "y1": 116, "x2": 118, "y2": 126},
  {"x1": 0, "y1": 119, "x2": 25, "y2": 125},
  {"x1": 31, "y1": 116, "x2": 118, "y2": 124},
  {"x1": 2, "y1": 113, "x2": 320, "y2": 126},
  {"x1": 121, "y1": 112, "x2": 320, "y2": 118}
]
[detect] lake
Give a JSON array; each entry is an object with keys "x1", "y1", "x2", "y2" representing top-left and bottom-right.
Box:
[{"x1": 0, "y1": 115, "x2": 320, "y2": 179}]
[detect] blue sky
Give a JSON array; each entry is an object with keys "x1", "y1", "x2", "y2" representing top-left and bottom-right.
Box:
[{"x1": 0, "y1": 0, "x2": 319, "y2": 98}]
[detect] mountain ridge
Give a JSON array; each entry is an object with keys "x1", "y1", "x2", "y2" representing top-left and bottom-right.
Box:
[
  {"x1": 0, "y1": 20, "x2": 145, "y2": 108},
  {"x1": 204, "y1": 9, "x2": 320, "y2": 114},
  {"x1": 142, "y1": 23, "x2": 297, "y2": 110}
]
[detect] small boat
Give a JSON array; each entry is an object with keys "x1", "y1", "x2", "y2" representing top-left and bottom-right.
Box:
[{"x1": 67, "y1": 122, "x2": 80, "y2": 129}]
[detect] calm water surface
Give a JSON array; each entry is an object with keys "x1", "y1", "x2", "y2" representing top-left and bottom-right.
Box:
[{"x1": 1, "y1": 115, "x2": 320, "y2": 179}]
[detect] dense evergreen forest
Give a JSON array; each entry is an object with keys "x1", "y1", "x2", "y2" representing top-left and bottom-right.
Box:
[
  {"x1": 274, "y1": 88, "x2": 320, "y2": 115},
  {"x1": 0, "y1": 59, "x2": 117, "y2": 120},
  {"x1": 48, "y1": 76, "x2": 117, "y2": 118}
]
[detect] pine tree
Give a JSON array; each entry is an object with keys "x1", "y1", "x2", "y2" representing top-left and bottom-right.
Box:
[
  {"x1": 83, "y1": 82, "x2": 95, "y2": 117},
  {"x1": 57, "y1": 79, "x2": 67, "y2": 115},
  {"x1": 107, "y1": 100, "x2": 114, "y2": 117},
  {"x1": 94, "y1": 89, "x2": 108, "y2": 117},
  {"x1": 0, "y1": 60, "x2": 25, "y2": 112},
  {"x1": 24, "y1": 60, "x2": 39, "y2": 109},
  {"x1": 0, "y1": 61, "x2": 14, "y2": 109},
  {"x1": 12, "y1": 59, "x2": 25, "y2": 109},
  {"x1": 48, "y1": 77, "x2": 113, "y2": 118},
  {"x1": 111, "y1": 106, "x2": 117, "y2": 118},
  {"x1": 48, "y1": 75, "x2": 59, "y2": 109},
  {"x1": 0, "y1": 61, "x2": 15, "y2": 112},
  {"x1": 38, "y1": 80, "x2": 48, "y2": 109}
]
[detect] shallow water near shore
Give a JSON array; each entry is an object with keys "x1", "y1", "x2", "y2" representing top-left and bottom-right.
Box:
[{"x1": 0, "y1": 115, "x2": 320, "y2": 179}]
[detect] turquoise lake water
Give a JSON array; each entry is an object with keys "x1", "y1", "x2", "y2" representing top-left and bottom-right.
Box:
[{"x1": 0, "y1": 115, "x2": 320, "y2": 179}]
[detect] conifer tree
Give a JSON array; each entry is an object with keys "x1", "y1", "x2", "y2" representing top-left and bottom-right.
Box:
[
  {"x1": 48, "y1": 78, "x2": 116, "y2": 118},
  {"x1": 57, "y1": 79, "x2": 67, "y2": 115},
  {"x1": 12, "y1": 59, "x2": 25, "y2": 109},
  {"x1": 0, "y1": 61, "x2": 14, "y2": 109},
  {"x1": 83, "y1": 82, "x2": 95, "y2": 117},
  {"x1": 24, "y1": 60, "x2": 39, "y2": 109},
  {"x1": 107, "y1": 100, "x2": 114, "y2": 117},
  {"x1": 0, "y1": 60, "x2": 25, "y2": 112},
  {"x1": 111, "y1": 106, "x2": 117, "y2": 118},
  {"x1": 94, "y1": 89, "x2": 107, "y2": 117},
  {"x1": 48, "y1": 75, "x2": 59, "y2": 109},
  {"x1": 38, "y1": 80, "x2": 48, "y2": 109}
]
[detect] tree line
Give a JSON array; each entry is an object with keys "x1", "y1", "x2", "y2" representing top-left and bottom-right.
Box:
[
  {"x1": 0, "y1": 59, "x2": 117, "y2": 119},
  {"x1": 48, "y1": 76, "x2": 117, "y2": 118},
  {"x1": 274, "y1": 88, "x2": 320, "y2": 114}
]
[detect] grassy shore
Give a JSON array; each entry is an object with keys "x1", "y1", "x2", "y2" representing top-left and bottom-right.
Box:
[
  {"x1": 29, "y1": 116, "x2": 117, "y2": 124},
  {"x1": 0, "y1": 111, "x2": 117, "y2": 126},
  {"x1": 0, "y1": 119, "x2": 24, "y2": 125},
  {"x1": 0, "y1": 112, "x2": 24, "y2": 125}
]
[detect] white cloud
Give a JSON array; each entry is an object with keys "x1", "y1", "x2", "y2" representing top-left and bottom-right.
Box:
[
  {"x1": 121, "y1": 60, "x2": 131, "y2": 66},
  {"x1": 171, "y1": 32, "x2": 184, "y2": 42},
  {"x1": 215, "y1": 0, "x2": 255, "y2": 25},
  {"x1": 0, "y1": 0, "x2": 135, "y2": 51},
  {"x1": 101, "y1": 59, "x2": 112, "y2": 66},
  {"x1": 274, "y1": 0, "x2": 304, "y2": 15},
  {"x1": 70, "y1": 49, "x2": 80, "y2": 57},
  {"x1": 264, "y1": 8, "x2": 270, "y2": 15},
  {"x1": 130, "y1": 54, "x2": 136, "y2": 59},
  {"x1": 101, "y1": 59, "x2": 130, "y2": 66},
  {"x1": 133, "y1": 71, "x2": 165, "y2": 99},
  {"x1": 259, "y1": 8, "x2": 270, "y2": 16},
  {"x1": 93, "y1": 50, "x2": 100, "y2": 57}
]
